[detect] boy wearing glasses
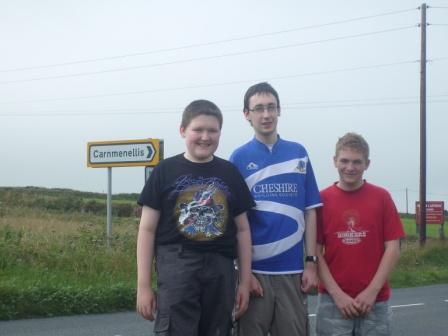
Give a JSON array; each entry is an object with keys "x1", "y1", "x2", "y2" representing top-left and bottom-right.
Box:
[
  {"x1": 316, "y1": 133, "x2": 404, "y2": 335},
  {"x1": 230, "y1": 82, "x2": 322, "y2": 335}
]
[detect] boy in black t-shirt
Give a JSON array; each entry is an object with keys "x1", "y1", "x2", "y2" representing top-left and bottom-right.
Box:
[{"x1": 136, "y1": 100, "x2": 254, "y2": 336}]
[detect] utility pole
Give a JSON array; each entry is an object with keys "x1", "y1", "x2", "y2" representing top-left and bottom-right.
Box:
[
  {"x1": 419, "y1": 3, "x2": 427, "y2": 247},
  {"x1": 406, "y1": 187, "x2": 409, "y2": 215}
]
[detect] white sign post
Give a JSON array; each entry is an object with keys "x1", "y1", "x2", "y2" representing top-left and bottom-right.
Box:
[{"x1": 87, "y1": 139, "x2": 163, "y2": 247}]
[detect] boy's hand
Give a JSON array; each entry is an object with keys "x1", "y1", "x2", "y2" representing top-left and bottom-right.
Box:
[
  {"x1": 235, "y1": 282, "x2": 250, "y2": 319},
  {"x1": 136, "y1": 286, "x2": 157, "y2": 321},
  {"x1": 354, "y1": 288, "x2": 378, "y2": 316},
  {"x1": 301, "y1": 263, "x2": 318, "y2": 293},
  {"x1": 332, "y1": 291, "x2": 361, "y2": 319},
  {"x1": 249, "y1": 273, "x2": 264, "y2": 297}
]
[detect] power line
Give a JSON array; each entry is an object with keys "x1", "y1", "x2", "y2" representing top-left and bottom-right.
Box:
[
  {"x1": 0, "y1": 8, "x2": 417, "y2": 73},
  {"x1": 285, "y1": 94, "x2": 448, "y2": 105},
  {"x1": 286, "y1": 100, "x2": 448, "y2": 110},
  {"x1": 428, "y1": 56, "x2": 448, "y2": 64},
  {"x1": 0, "y1": 25, "x2": 417, "y2": 85},
  {"x1": 2, "y1": 98, "x2": 448, "y2": 118},
  {"x1": 0, "y1": 95, "x2": 442, "y2": 111},
  {"x1": 391, "y1": 188, "x2": 448, "y2": 195},
  {"x1": 403, "y1": 189, "x2": 448, "y2": 197},
  {"x1": 0, "y1": 59, "x2": 421, "y2": 105},
  {"x1": 0, "y1": 110, "x2": 180, "y2": 117}
]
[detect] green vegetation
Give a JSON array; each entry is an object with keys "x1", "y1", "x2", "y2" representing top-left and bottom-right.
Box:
[
  {"x1": 400, "y1": 216, "x2": 445, "y2": 239},
  {"x1": 390, "y1": 215, "x2": 448, "y2": 288},
  {"x1": 0, "y1": 187, "x2": 447, "y2": 320},
  {"x1": 0, "y1": 187, "x2": 141, "y2": 320},
  {"x1": 0, "y1": 186, "x2": 140, "y2": 218},
  {"x1": 391, "y1": 239, "x2": 448, "y2": 288}
]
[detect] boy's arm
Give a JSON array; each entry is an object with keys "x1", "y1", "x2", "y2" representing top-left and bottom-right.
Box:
[
  {"x1": 317, "y1": 243, "x2": 361, "y2": 319},
  {"x1": 301, "y1": 208, "x2": 318, "y2": 292},
  {"x1": 234, "y1": 212, "x2": 252, "y2": 319},
  {"x1": 354, "y1": 239, "x2": 400, "y2": 314},
  {"x1": 136, "y1": 205, "x2": 160, "y2": 321}
]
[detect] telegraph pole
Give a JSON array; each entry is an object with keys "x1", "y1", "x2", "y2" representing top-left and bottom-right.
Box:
[
  {"x1": 419, "y1": 3, "x2": 427, "y2": 247},
  {"x1": 406, "y1": 187, "x2": 409, "y2": 215}
]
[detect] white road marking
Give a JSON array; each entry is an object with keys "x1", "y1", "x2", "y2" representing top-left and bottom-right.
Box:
[
  {"x1": 391, "y1": 303, "x2": 424, "y2": 308},
  {"x1": 308, "y1": 303, "x2": 425, "y2": 317},
  {"x1": 309, "y1": 299, "x2": 448, "y2": 317}
]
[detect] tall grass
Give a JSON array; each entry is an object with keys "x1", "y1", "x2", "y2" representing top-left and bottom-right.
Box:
[
  {"x1": 401, "y1": 216, "x2": 446, "y2": 239},
  {"x1": 0, "y1": 187, "x2": 447, "y2": 320},
  {"x1": 391, "y1": 238, "x2": 448, "y2": 288},
  {"x1": 388, "y1": 216, "x2": 448, "y2": 287},
  {"x1": 0, "y1": 206, "x2": 139, "y2": 320}
]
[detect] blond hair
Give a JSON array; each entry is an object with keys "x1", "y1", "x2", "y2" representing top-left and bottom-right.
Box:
[{"x1": 335, "y1": 132, "x2": 369, "y2": 160}]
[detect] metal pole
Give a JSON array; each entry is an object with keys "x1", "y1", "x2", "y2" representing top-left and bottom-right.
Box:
[
  {"x1": 144, "y1": 166, "x2": 153, "y2": 183},
  {"x1": 406, "y1": 187, "x2": 409, "y2": 215},
  {"x1": 419, "y1": 3, "x2": 427, "y2": 247},
  {"x1": 107, "y1": 167, "x2": 112, "y2": 248}
]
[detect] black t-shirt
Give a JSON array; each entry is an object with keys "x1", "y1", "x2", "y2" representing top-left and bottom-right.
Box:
[{"x1": 138, "y1": 154, "x2": 255, "y2": 258}]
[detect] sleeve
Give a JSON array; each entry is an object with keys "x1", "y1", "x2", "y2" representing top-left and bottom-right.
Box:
[
  {"x1": 229, "y1": 150, "x2": 237, "y2": 164},
  {"x1": 229, "y1": 149, "x2": 242, "y2": 172},
  {"x1": 229, "y1": 165, "x2": 255, "y2": 217},
  {"x1": 382, "y1": 191, "x2": 405, "y2": 241},
  {"x1": 137, "y1": 162, "x2": 163, "y2": 210},
  {"x1": 316, "y1": 205, "x2": 325, "y2": 244},
  {"x1": 304, "y1": 156, "x2": 322, "y2": 209}
]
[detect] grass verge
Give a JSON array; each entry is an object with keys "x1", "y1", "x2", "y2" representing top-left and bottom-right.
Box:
[
  {"x1": 0, "y1": 207, "x2": 140, "y2": 320},
  {"x1": 0, "y1": 200, "x2": 447, "y2": 320}
]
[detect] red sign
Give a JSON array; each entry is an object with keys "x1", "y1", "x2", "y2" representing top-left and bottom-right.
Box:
[{"x1": 415, "y1": 201, "x2": 445, "y2": 224}]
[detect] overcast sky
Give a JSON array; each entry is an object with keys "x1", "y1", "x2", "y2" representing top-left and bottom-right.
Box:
[{"x1": 1, "y1": 0, "x2": 447, "y2": 213}]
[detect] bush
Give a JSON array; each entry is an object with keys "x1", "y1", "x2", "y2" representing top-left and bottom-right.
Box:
[
  {"x1": 0, "y1": 284, "x2": 135, "y2": 320},
  {"x1": 82, "y1": 200, "x2": 106, "y2": 215},
  {"x1": 0, "y1": 187, "x2": 138, "y2": 218}
]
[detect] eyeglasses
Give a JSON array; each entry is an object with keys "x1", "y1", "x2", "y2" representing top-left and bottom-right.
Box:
[{"x1": 248, "y1": 104, "x2": 278, "y2": 114}]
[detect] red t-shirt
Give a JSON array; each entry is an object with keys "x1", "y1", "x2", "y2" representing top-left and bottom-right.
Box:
[{"x1": 317, "y1": 181, "x2": 405, "y2": 301}]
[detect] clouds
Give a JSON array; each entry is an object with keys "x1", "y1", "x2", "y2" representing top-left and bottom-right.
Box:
[{"x1": 0, "y1": 0, "x2": 447, "y2": 212}]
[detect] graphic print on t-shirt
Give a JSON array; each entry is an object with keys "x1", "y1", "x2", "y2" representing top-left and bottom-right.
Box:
[
  {"x1": 335, "y1": 209, "x2": 369, "y2": 245},
  {"x1": 172, "y1": 175, "x2": 229, "y2": 241}
]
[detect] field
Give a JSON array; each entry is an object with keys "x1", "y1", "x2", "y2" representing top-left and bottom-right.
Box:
[
  {"x1": 0, "y1": 186, "x2": 447, "y2": 320},
  {"x1": 0, "y1": 187, "x2": 140, "y2": 320}
]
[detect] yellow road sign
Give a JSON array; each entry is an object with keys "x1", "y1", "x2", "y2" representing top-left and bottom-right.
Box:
[{"x1": 87, "y1": 138, "x2": 163, "y2": 168}]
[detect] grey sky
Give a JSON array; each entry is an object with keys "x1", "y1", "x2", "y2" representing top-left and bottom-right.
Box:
[{"x1": 1, "y1": 0, "x2": 447, "y2": 213}]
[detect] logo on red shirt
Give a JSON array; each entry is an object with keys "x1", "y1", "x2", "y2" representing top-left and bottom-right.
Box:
[{"x1": 335, "y1": 209, "x2": 369, "y2": 245}]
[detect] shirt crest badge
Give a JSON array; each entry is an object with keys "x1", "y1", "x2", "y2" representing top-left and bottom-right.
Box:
[
  {"x1": 295, "y1": 157, "x2": 308, "y2": 174},
  {"x1": 246, "y1": 162, "x2": 259, "y2": 170}
]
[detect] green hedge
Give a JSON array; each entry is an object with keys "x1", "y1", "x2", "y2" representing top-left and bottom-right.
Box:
[{"x1": 0, "y1": 284, "x2": 135, "y2": 320}]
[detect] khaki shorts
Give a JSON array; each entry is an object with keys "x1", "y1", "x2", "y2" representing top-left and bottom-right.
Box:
[
  {"x1": 316, "y1": 293, "x2": 392, "y2": 336},
  {"x1": 238, "y1": 273, "x2": 308, "y2": 336}
]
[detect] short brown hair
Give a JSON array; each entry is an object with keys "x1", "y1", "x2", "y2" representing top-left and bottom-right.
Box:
[
  {"x1": 335, "y1": 132, "x2": 369, "y2": 160},
  {"x1": 243, "y1": 82, "x2": 280, "y2": 112},
  {"x1": 181, "y1": 100, "x2": 223, "y2": 129}
]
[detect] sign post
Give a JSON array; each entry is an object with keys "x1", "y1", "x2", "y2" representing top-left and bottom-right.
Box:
[
  {"x1": 107, "y1": 167, "x2": 112, "y2": 245},
  {"x1": 87, "y1": 138, "x2": 163, "y2": 247}
]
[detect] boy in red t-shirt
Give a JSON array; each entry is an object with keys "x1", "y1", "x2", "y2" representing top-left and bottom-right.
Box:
[{"x1": 316, "y1": 132, "x2": 405, "y2": 336}]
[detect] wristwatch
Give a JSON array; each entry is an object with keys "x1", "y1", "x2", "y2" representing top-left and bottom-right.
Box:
[{"x1": 305, "y1": 255, "x2": 318, "y2": 263}]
